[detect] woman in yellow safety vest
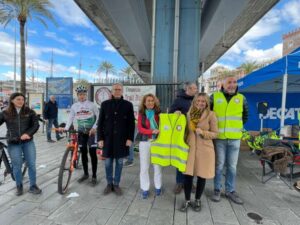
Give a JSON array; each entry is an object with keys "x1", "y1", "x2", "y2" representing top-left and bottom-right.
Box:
[
  {"x1": 180, "y1": 93, "x2": 218, "y2": 212},
  {"x1": 137, "y1": 94, "x2": 161, "y2": 199}
]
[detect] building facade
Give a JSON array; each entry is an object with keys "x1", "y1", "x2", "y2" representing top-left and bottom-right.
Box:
[
  {"x1": 283, "y1": 28, "x2": 300, "y2": 56},
  {"x1": 0, "y1": 80, "x2": 46, "y2": 100}
]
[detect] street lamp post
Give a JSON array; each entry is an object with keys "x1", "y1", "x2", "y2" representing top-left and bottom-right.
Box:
[{"x1": 13, "y1": 22, "x2": 17, "y2": 92}]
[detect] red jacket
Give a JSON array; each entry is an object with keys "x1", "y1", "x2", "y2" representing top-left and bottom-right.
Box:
[{"x1": 137, "y1": 113, "x2": 159, "y2": 139}]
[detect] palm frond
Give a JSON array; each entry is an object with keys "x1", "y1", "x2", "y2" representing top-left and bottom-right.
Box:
[{"x1": 0, "y1": 0, "x2": 57, "y2": 27}]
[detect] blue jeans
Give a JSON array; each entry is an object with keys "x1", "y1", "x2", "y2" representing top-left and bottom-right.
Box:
[
  {"x1": 214, "y1": 139, "x2": 240, "y2": 193},
  {"x1": 127, "y1": 144, "x2": 134, "y2": 163},
  {"x1": 176, "y1": 169, "x2": 184, "y2": 184},
  {"x1": 8, "y1": 140, "x2": 37, "y2": 187},
  {"x1": 127, "y1": 126, "x2": 137, "y2": 162},
  {"x1": 46, "y1": 118, "x2": 59, "y2": 141},
  {"x1": 105, "y1": 158, "x2": 124, "y2": 185}
]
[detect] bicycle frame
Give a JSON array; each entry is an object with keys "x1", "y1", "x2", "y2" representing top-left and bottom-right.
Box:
[
  {"x1": 0, "y1": 146, "x2": 13, "y2": 176},
  {"x1": 67, "y1": 132, "x2": 79, "y2": 172}
]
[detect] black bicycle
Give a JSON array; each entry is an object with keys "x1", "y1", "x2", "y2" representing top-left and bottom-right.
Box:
[{"x1": 0, "y1": 137, "x2": 27, "y2": 184}]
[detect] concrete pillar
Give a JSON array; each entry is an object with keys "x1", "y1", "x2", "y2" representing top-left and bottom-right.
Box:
[{"x1": 152, "y1": 0, "x2": 201, "y2": 84}]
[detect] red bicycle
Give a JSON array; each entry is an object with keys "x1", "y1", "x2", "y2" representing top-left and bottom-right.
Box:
[{"x1": 55, "y1": 129, "x2": 81, "y2": 194}]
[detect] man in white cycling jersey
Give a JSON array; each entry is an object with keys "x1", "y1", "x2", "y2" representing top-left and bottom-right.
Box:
[{"x1": 61, "y1": 85, "x2": 99, "y2": 185}]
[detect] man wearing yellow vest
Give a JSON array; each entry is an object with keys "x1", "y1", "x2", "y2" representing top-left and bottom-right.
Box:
[{"x1": 211, "y1": 76, "x2": 248, "y2": 205}]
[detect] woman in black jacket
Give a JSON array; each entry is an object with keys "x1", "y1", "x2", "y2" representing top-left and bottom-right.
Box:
[{"x1": 0, "y1": 93, "x2": 41, "y2": 196}]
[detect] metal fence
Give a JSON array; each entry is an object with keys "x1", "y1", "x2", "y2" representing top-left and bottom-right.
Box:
[{"x1": 155, "y1": 83, "x2": 182, "y2": 113}]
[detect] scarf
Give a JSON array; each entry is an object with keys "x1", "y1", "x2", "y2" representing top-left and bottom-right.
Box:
[
  {"x1": 189, "y1": 107, "x2": 203, "y2": 131},
  {"x1": 145, "y1": 109, "x2": 158, "y2": 139}
]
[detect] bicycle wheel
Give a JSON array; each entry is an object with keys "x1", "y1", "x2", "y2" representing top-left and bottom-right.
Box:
[
  {"x1": 58, "y1": 147, "x2": 74, "y2": 194},
  {"x1": 0, "y1": 154, "x2": 9, "y2": 185},
  {"x1": 11, "y1": 163, "x2": 27, "y2": 181},
  {"x1": 1, "y1": 150, "x2": 26, "y2": 181}
]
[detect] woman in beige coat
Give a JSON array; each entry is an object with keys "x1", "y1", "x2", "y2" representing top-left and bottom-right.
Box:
[{"x1": 180, "y1": 93, "x2": 218, "y2": 212}]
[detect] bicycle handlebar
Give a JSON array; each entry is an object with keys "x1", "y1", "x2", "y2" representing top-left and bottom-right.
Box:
[{"x1": 52, "y1": 128, "x2": 79, "y2": 134}]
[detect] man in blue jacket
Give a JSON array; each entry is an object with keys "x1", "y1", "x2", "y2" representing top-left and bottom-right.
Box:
[
  {"x1": 170, "y1": 82, "x2": 198, "y2": 194},
  {"x1": 44, "y1": 95, "x2": 62, "y2": 142}
]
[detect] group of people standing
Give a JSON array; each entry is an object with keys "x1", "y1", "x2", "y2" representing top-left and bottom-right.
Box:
[
  {"x1": 135, "y1": 76, "x2": 249, "y2": 212},
  {"x1": 91, "y1": 76, "x2": 248, "y2": 212},
  {"x1": 175, "y1": 76, "x2": 248, "y2": 212},
  {"x1": 134, "y1": 76, "x2": 248, "y2": 212},
  {"x1": 0, "y1": 76, "x2": 249, "y2": 213}
]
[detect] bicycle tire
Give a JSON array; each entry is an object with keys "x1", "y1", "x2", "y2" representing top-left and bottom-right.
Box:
[
  {"x1": 58, "y1": 147, "x2": 74, "y2": 194},
  {"x1": 11, "y1": 163, "x2": 27, "y2": 181}
]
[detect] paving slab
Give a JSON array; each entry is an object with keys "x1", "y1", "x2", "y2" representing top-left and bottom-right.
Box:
[{"x1": 0, "y1": 126, "x2": 300, "y2": 225}]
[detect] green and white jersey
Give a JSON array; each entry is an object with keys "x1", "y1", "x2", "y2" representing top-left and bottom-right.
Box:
[{"x1": 65, "y1": 100, "x2": 99, "y2": 132}]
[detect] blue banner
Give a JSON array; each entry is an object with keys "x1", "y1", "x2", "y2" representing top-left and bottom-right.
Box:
[
  {"x1": 46, "y1": 77, "x2": 73, "y2": 109},
  {"x1": 243, "y1": 93, "x2": 300, "y2": 131},
  {"x1": 55, "y1": 95, "x2": 73, "y2": 108}
]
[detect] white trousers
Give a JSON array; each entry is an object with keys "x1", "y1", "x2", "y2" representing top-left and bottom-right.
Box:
[{"x1": 139, "y1": 141, "x2": 162, "y2": 191}]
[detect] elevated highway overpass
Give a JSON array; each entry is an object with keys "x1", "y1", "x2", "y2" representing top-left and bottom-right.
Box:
[{"x1": 75, "y1": 0, "x2": 279, "y2": 83}]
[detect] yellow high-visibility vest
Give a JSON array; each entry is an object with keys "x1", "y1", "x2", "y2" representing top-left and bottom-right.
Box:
[
  {"x1": 150, "y1": 113, "x2": 189, "y2": 172},
  {"x1": 213, "y1": 92, "x2": 244, "y2": 139}
]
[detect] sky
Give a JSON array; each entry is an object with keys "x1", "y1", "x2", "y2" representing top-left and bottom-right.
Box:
[
  {"x1": 0, "y1": 0, "x2": 300, "y2": 82},
  {"x1": 209, "y1": 0, "x2": 300, "y2": 74}
]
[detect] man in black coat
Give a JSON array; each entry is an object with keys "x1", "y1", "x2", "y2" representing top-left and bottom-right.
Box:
[
  {"x1": 43, "y1": 95, "x2": 62, "y2": 142},
  {"x1": 98, "y1": 83, "x2": 135, "y2": 196},
  {"x1": 169, "y1": 81, "x2": 198, "y2": 194}
]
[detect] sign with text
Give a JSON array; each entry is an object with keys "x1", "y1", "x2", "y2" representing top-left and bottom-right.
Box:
[
  {"x1": 243, "y1": 93, "x2": 300, "y2": 131},
  {"x1": 93, "y1": 85, "x2": 156, "y2": 118}
]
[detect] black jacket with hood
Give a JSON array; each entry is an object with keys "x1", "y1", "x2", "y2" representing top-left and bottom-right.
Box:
[
  {"x1": 169, "y1": 89, "x2": 194, "y2": 115},
  {"x1": 43, "y1": 100, "x2": 58, "y2": 119}
]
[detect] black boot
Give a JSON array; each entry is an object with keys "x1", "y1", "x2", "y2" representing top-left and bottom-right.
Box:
[
  {"x1": 192, "y1": 199, "x2": 201, "y2": 212},
  {"x1": 16, "y1": 184, "x2": 23, "y2": 196}
]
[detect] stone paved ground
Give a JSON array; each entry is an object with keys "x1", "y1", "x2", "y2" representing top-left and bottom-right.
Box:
[{"x1": 0, "y1": 125, "x2": 299, "y2": 225}]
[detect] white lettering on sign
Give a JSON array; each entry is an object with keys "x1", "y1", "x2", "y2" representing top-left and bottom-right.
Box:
[{"x1": 260, "y1": 108, "x2": 300, "y2": 120}]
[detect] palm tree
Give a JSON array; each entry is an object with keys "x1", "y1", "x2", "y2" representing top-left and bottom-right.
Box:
[
  {"x1": 239, "y1": 61, "x2": 259, "y2": 75},
  {"x1": 0, "y1": 0, "x2": 56, "y2": 94},
  {"x1": 97, "y1": 61, "x2": 115, "y2": 82},
  {"x1": 121, "y1": 66, "x2": 135, "y2": 80}
]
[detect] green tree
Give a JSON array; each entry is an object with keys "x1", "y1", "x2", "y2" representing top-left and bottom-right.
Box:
[
  {"x1": 239, "y1": 61, "x2": 259, "y2": 75},
  {"x1": 219, "y1": 70, "x2": 232, "y2": 80},
  {"x1": 121, "y1": 66, "x2": 135, "y2": 80},
  {"x1": 75, "y1": 79, "x2": 90, "y2": 89},
  {"x1": 0, "y1": 0, "x2": 56, "y2": 94},
  {"x1": 97, "y1": 61, "x2": 115, "y2": 82}
]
